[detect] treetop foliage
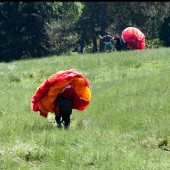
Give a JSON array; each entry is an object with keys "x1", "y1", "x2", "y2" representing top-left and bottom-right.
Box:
[{"x1": 0, "y1": 2, "x2": 169, "y2": 61}]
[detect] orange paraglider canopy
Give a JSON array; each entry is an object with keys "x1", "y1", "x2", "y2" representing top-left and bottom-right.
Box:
[
  {"x1": 31, "y1": 69, "x2": 91, "y2": 118},
  {"x1": 121, "y1": 27, "x2": 145, "y2": 50}
]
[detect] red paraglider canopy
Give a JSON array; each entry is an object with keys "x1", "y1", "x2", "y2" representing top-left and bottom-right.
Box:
[
  {"x1": 121, "y1": 27, "x2": 145, "y2": 50},
  {"x1": 31, "y1": 69, "x2": 91, "y2": 118}
]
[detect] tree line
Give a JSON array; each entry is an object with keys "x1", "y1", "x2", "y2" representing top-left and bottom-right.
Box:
[{"x1": 0, "y1": 2, "x2": 170, "y2": 62}]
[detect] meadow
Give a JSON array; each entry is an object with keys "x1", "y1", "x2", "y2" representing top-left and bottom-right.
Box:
[{"x1": 0, "y1": 48, "x2": 170, "y2": 170}]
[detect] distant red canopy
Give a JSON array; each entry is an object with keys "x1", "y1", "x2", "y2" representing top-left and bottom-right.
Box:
[{"x1": 121, "y1": 27, "x2": 145, "y2": 50}]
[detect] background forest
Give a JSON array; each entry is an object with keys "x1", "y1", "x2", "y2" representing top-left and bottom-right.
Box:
[{"x1": 0, "y1": 2, "x2": 170, "y2": 62}]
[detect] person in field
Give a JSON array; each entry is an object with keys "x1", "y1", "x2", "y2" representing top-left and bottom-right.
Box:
[
  {"x1": 113, "y1": 34, "x2": 128, "y2": 51},
  {"x1": 31, "y1": 69, "x2": 91, "y2": 129},
  {"x1": 99, "y1": 32, "x2": 113, "y2": 52}
]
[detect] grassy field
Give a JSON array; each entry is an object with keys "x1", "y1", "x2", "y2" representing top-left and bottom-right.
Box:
[{"x1": 0, "y1": 48, "x2": 170, "y2": 170}]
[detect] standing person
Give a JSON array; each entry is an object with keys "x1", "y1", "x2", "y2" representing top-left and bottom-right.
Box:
[
  {"x1": 31, "y1": 69, "x2": 91, "y2": 130},
  {"x1": 77, "y1": 43, "x2": 84, "y2": 54},
  {"x1": 54, "y1": 86, "x2": 74, "y2": 129},
  {"x1": 113, "y1": 34, "x2": 128, "y2": 51},
  {"x1": 99, "y1": 32, "x2": 113, "y2": 52}
]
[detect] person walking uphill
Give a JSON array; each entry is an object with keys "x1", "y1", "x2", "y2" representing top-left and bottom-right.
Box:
[
  {"x1": 54, "y1": 85, "x2": 75, "y2": 129},
  {"x1": 99, "y1": 32, "x2": 113, "y2": 52},
  {"x1": 31, "y1": 69, "x2": 91, "y2": 129}
]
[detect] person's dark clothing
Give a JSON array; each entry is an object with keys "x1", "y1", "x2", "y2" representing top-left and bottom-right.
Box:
[
  {"x1": 114, "y1": 36, "x2": 128, "y2": 51},
  {"x1": 120, "y1": 38, "x2": 128, "y2": 50},
  {"x1": 78, "y1": 43, "x2": 84, "y2": 53},
  {"x1": 55, "y1": 96, "x2": 72, "y2": 129},
  {"x1": 102, "y1": 35, "x2": 113, "y2": 42},
  {"x1": 114, "y1": 37, "x2": 122, "y2": 51}
]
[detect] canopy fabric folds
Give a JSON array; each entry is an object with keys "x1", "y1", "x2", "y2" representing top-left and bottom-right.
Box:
[{"x1": 31, "y1": 69, "x2": 91, "y2": 118}]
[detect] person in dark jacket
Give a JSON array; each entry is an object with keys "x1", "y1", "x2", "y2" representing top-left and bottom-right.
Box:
[
  {"x1": 77, "y1": 43, "x2": 84, "y2": 54},
  {"x1": 113, "y1": 34, "x2": 128, "y2": 51},
  {"x1": 54, "y1": 86, "x2": 75, "y2": 129},
  {"x1": 54, "y1": 96, "x2": 72, "y2": 129}
]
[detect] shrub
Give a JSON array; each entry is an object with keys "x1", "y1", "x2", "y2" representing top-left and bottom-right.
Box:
[{"x1": 146, "y1": 38, "x2": 163, "y2": 49}]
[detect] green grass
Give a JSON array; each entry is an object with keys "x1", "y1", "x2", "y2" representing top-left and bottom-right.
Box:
[{"x1": 0, "y1": 48, "x2": 170, "y2": 169}]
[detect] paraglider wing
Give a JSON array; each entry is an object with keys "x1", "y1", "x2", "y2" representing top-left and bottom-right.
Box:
[
  {"x1": 31, "y1": 69, "x2": 91, "y2": 118},
  {"x1": 121, "y1": 27, "x2": 145, "y2": 50}
]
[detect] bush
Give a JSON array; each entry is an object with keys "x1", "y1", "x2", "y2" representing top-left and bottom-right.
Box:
[{"x1": 146, "y1": 38, "x2": 163, "y2": 49}]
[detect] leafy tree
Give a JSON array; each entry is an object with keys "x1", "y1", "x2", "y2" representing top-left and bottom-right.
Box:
[
  {"x1": 45, "y1": 2, "x2": 83, "y2": 55},
  {"x1": 159, "y1": 17, "x2": 170, "y2": 47},
  {"x1": 75, "y1": 2, "x2": 103, "y2": 53},
  {"x1": 107, "y1": 2, "x2": 170, "y2": 39},
  {"x1": 0, "y1": 2, "x2": 53, "y2": 61}
]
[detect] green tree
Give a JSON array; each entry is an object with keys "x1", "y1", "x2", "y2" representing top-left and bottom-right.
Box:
[
  {"x1": 75, "y1": 2, "x2": 103, "y2": 53},
  {"x1": 45, "y1": 2, "x2": 83, "y2": 55},
  {"x1": 0, "y1": 2, "x2": 53, "y2": 61},
  {"x1": 159, "y1": 17, "x2": 170, "y2": 47},
  {"x1": 107, "y1": 2, "x2": 170, "y2": 39}
]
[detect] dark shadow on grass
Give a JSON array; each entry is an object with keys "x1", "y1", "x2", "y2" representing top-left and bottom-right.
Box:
[{"x1": 24, "y1": 123, "x2": 57, "y2": 133}]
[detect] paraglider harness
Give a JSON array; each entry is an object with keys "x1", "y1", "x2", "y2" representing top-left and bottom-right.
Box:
[{"x1": 55, "y1": 96, "x2": 72, "y2": 129}]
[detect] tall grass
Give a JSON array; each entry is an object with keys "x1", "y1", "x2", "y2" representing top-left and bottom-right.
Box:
[{"x1": 0, "y1": 48, "x2": 170, "y2": 169}]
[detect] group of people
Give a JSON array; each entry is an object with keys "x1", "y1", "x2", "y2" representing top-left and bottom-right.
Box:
[
  {"x1": 99, "y1": 32, "x2": 128, "y2": 52},
  {"x1": 77, "y1": 32, "x2": 128, "y2": 54}
]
